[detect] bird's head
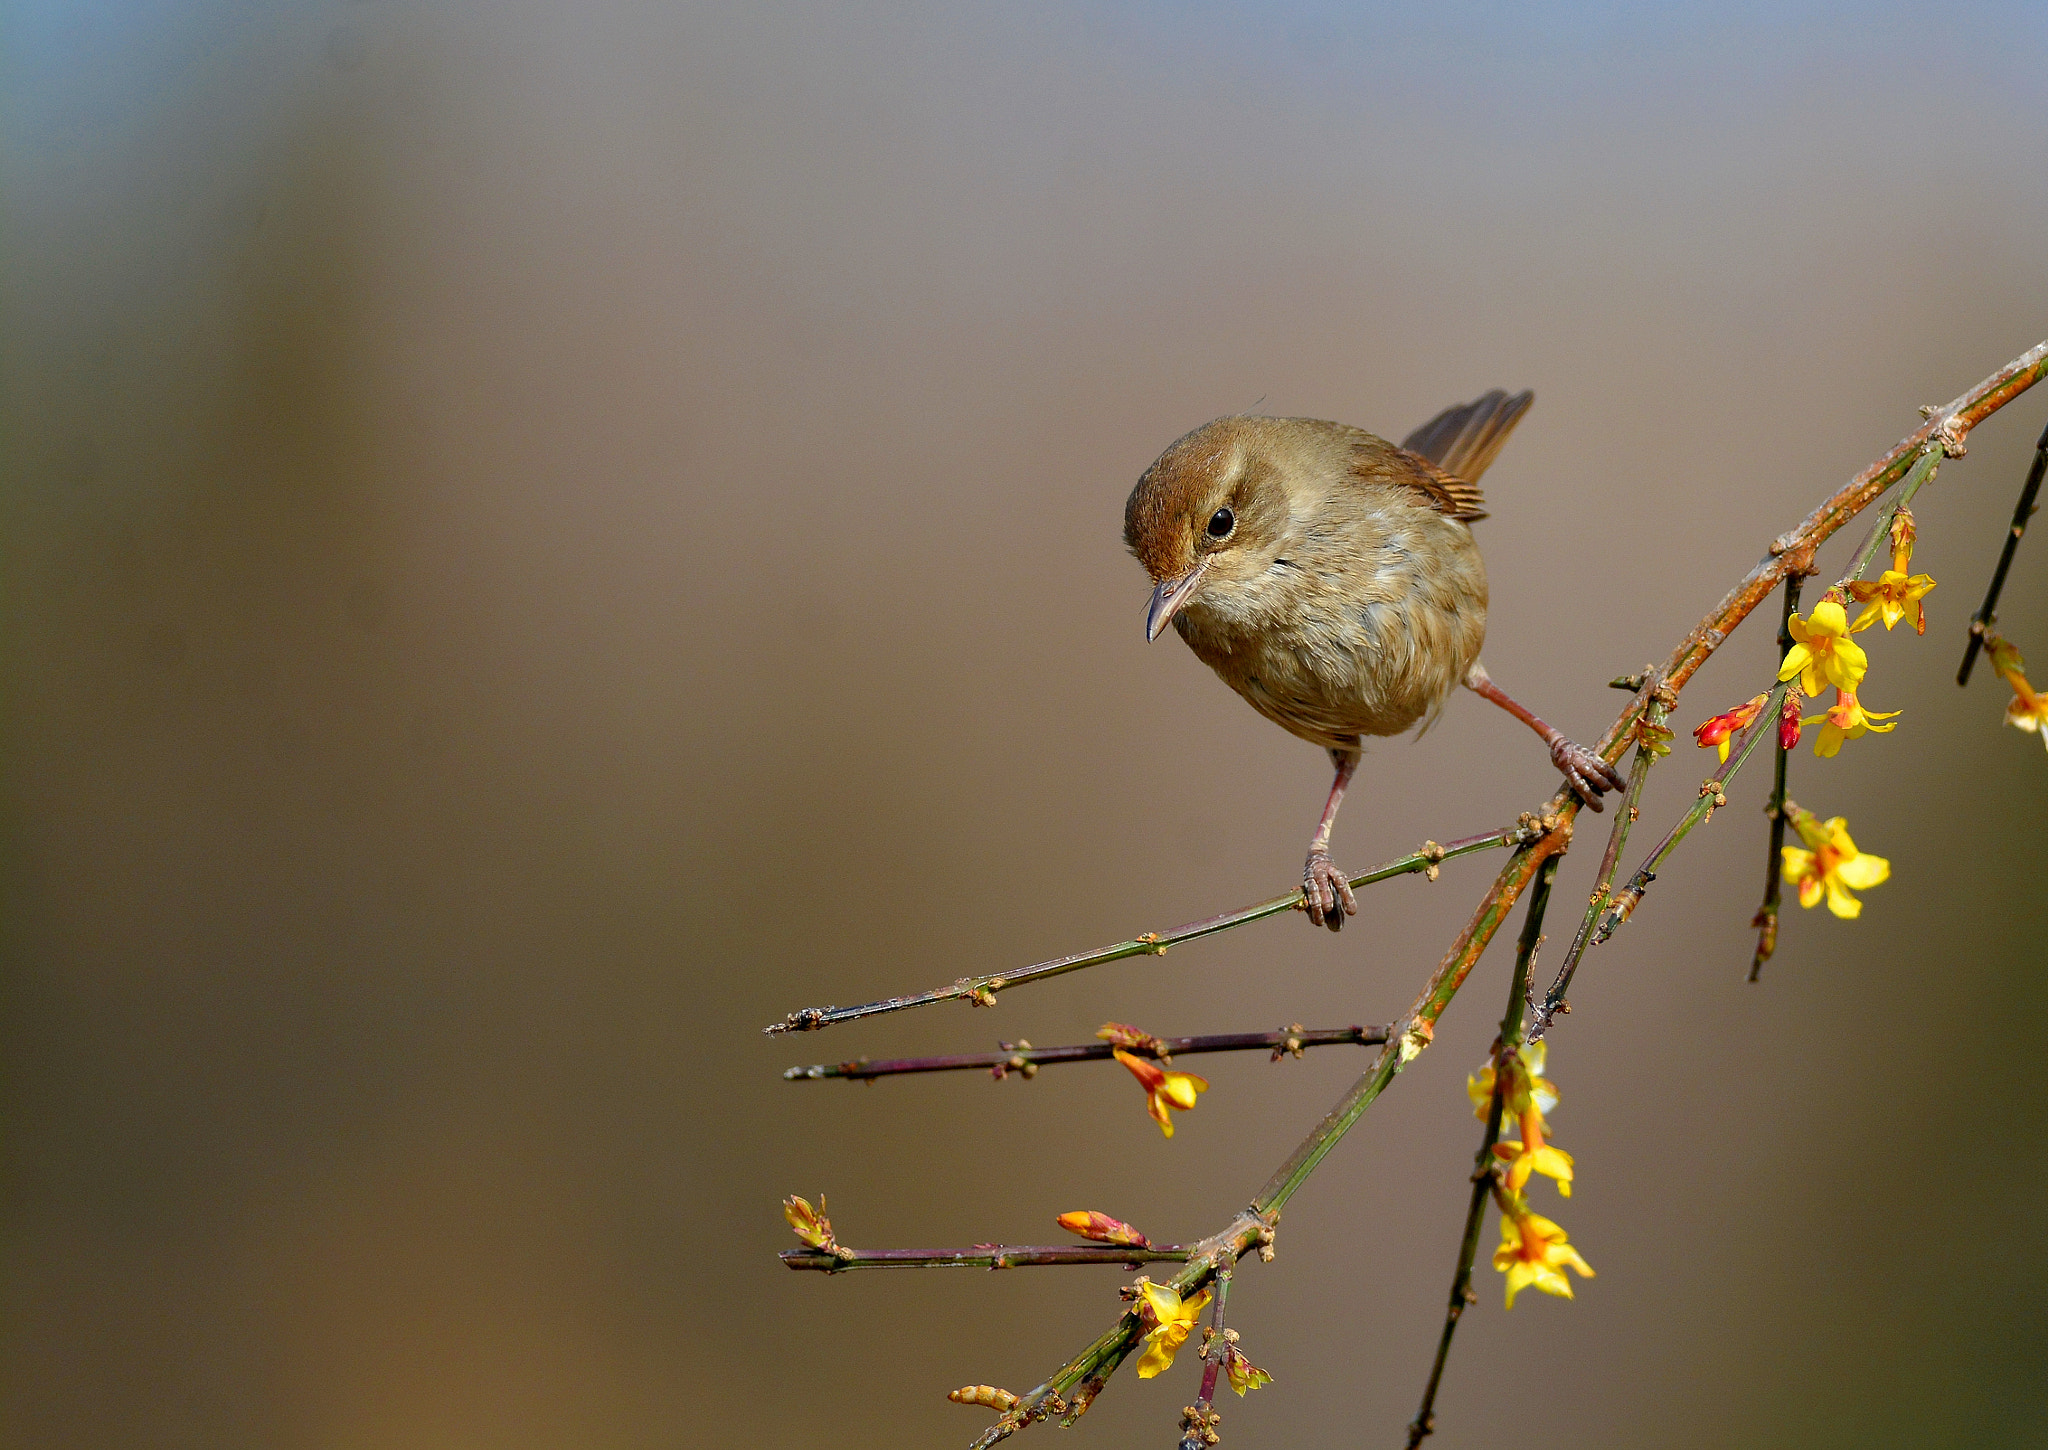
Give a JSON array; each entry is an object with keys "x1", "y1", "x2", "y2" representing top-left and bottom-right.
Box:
[{"x1": 1123, "y1": 416, "x2": 1298, "y2": 641}]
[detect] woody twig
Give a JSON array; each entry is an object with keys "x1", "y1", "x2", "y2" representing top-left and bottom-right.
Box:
[
  {"x1": 1528, "y1": 675, "x2": 1669, "y2": 1037},
  {"x1": 1957, "y1": 415, "x2": 2048, "y2": 685},
  {"x1": 1749, "y1": 573, "x2": 1808, "y2": 980},
  {"x1": 782, "y1": 1024, "x2": 1389, "y2": 1082}
]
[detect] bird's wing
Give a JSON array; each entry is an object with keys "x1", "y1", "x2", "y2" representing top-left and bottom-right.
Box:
[
  {"x1": 1399, "y1": 389, "x2": 1534, "y2": 487},
  {"x1": 1390, "y1": 451, "x2": 1489, "y2": 522},
  {"x1": 1348, "y1": 438, "x2": 1490, "y2": 522}
]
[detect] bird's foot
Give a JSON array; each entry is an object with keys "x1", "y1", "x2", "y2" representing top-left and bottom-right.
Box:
[
  {"x1": 1550, "y1": 737, "x2": 1627, "y2": 810},
  {"x1": 1302, "y1": 851, "x2": 1357, "y2": 932}
]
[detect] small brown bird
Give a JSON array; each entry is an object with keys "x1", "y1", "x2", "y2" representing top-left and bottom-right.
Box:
[{"x1": 1124, "y1": 391, "x2": 1624, "y2": 930}]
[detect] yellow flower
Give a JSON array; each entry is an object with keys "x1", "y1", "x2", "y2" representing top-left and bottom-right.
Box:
[
  {"x1": 1492, "y1": 1137, "x2": 1576, "y2": 1197},
  {"x1": 1492, "y1": 1193, "x2": 1595, "y2": 1308},
  {"x1": 1781, "y1": 813, "x2": 1890, "y2": 918},
  {"x1": 1115, "y1": 1049, "x2": 1209, "y2": 1138},
  {"x1": 1803, "y1": 688, "x2": 1900, "y2": 757},
  {"x1": 1989, "y1": 640, "x2": 2048, "y2": 748},
  {"x1": 1134, "y1": 1280, "x2": 1211, "y2": 1378},
  {"x1": 1847, "y1": 568, "x2": 1937, "y2": 634},
  {"x1": 2003, "y1": 672, "x2": 2048, "y2": 747},
  {"x1": 1471, "y1": 1042, "x2": 1574, "y2": 1196},
  {"x1": 1466, "y1": 1040, "x2": 1557, "y2": 1127},
  {"x1": 1778, "y1": 599, "x2": 1868, "y2": 696}
]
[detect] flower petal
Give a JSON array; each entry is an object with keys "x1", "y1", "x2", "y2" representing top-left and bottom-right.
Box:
[
  {"x1": 1138, "y1": 1280, "x2": 1183, "y2": 1326},
  {"x1": 1503, "y1": 1259, "x2": 1541, "y2": 1308}
]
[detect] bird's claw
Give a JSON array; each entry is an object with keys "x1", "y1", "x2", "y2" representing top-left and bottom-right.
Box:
[
  {"x1": 1302, "y1": 852, "x2": 1357, "y2": 932},
  {"x1": 1550, "y1": 737, "x2": 1626, "y2": 810}
]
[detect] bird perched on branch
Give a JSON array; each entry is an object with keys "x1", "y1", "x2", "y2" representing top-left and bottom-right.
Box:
[{"x1": 1124, "y1": 390, "x2": 1623, "y2": 930}]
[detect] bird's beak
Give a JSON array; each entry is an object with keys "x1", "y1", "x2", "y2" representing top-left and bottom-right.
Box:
[{"x1": 1145, "y1": 558, "x2": 1211, "y2": 642}]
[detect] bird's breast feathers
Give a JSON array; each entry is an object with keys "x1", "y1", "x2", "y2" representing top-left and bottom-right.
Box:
[{"x1": 1175, "y1": 494, "x2": 1487, "y2": 747}]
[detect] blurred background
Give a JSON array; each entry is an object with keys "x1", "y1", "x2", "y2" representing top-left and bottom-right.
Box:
[{"x1": 6, "y1": 2, "x2": 2048, "y2": 1446}]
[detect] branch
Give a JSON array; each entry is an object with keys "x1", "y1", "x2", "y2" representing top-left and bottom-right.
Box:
[
  {"x1": 1749, "y1": 574, "x2": 1808, "y2": 980},
  {"x1": 1179, "y1": 1268, "x2": 1231, "y2": 1450},
  {"x1": 783, "y1": 1024, "x2": 1389, "y2": 1082},
  {"x1": 1529, "y1": 674, "x2": 1670, "y2": 1034},
  {"x1": 1958, "y1": 414, "x2": 2048, "y2": 685},
  {"x1": 1406, "y1": 853, "x2": 1557, "y2": 1447},
  {"x1": 764, "y1": 828, "x2": 1521, "y2": 1034},
  {"x1": 781, "y1": 1244, "x2": 1192, "y2": 1272}
]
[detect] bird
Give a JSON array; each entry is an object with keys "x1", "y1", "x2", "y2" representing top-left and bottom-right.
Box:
[{"x1": 1123, "y1": 390, "x2": 1625, "y2": 930}]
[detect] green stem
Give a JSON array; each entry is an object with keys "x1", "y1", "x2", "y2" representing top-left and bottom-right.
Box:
[
  {"x1": 1593, "y1": 678, "x2": 1789, "y2": 945},
  {"x1": 1251, "y1": 833, "x2": 1568, "y2": 1219},
  {"x1": 1405, "y1": 856, "x2": 1557, "y2": 1447},
  {"x1": 1841, "y1": 445, "x2": 1943, "y2": 586},
  {"x1": 1531, "y1": 681, "x2": 1670, "y2": 1035},
  {"x1": 766, "y1": 829, "x2": 1521, "y2": 1035}
]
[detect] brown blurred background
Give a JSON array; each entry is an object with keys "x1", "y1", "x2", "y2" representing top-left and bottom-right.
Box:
[{"x1": 6, "y1": 2, "x2": 2048, "y2": 1446}]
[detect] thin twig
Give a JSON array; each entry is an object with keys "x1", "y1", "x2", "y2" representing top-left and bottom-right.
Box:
[
  {"x1": 1406, "y1": 854, "x2": 1557, "y2": 1447},
  {"x1": 1842, "y1": 445, "x2": 1944, "y2": 585},
  {"x1": 1749, "y1": 574, "x2": 1807, "y2": 981},
  {"x1": 783, "y1": 1024, "x2": 1390, "y2": 1082},
  {"x1": 1590, "y1": 679, "x2": 1788, "y2": 946},
  {"x1": 764, "y1": 829, "x2": 1521, "y2": 1034},
  {"x1": 1180, "y1": 1268, "x2": 1231, "y2": 1450},
  {"x1": 780, "y1": 1244, "x2": 1192, "y2": 1272},
  {"x1": 1958, "y1": 415, "x2": 2048, "y2": 685},
  {"x1": 1529, "y1": 676, "x2": 1670, "y2": 1037}
]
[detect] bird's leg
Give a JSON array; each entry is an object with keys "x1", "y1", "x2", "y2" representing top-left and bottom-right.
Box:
[
  {"x1": 1302, "y1": 746, "x2": 1361, "y2": 931},
  {"x1": 1463, "y1": 663, "x2": 1627, "y2": 811}
]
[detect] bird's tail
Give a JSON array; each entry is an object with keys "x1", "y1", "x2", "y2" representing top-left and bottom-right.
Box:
[{"x1": 1400, "y1": 389, "x2": 1534, "y2": 485}]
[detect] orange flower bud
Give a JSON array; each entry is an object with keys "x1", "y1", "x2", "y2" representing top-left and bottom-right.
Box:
[
  {"x1": 1691, "y1": 694, "x2": 1767, "y2": 762},
  {"x1": 1889, "y1": 505, "x2": 1917, "y2": 571},
  {"x1": 1055, "y1": 1210, "x2": 1152, "y2": 1248}
]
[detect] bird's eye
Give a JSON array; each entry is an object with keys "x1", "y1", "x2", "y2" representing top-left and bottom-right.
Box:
[{"x1": 1206, "y1": 507, "x2": 1235, "y2": 539}]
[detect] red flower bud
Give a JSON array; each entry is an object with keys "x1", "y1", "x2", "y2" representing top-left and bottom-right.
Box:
[{"x1": 1777, "y1": 688, "x2": 1805, "y2": 750}]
